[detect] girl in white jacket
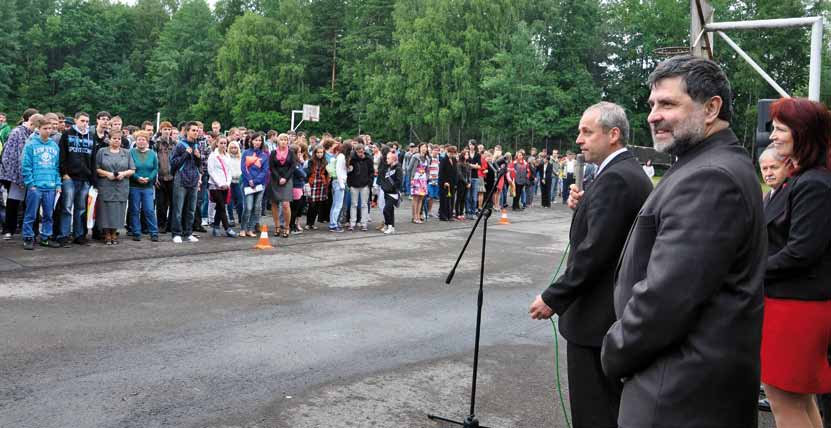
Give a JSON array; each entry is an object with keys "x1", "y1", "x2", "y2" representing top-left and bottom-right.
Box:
[{"x1": 207, "y1": 136, "x2": 237, "y2": 237}]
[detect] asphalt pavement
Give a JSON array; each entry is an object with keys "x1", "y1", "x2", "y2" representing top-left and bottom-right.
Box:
[{"x1": 0, "y1": 199, "x2": 775, "y2": 427}]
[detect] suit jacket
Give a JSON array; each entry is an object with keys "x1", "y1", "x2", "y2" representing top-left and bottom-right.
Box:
[
  {"x1": 540, "y1": 162, "x2": 554, "y2": 185},
  {"x1": 601, "y1": 129, "x2": 766, "y2": 428},
  {"x1": 765, "y1": 168, "x2": 831, "y2": 300},
  {"x1": 438, "y1": 155, "x2": 456, "y2": 190},
  {"x1": 541, "y1": 151, "x2": 652, "y2": 347}
]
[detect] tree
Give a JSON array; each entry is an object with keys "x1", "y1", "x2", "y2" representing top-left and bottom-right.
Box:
[{"x1": 148, "y1": 0, "x2": 221, "y2": 122}]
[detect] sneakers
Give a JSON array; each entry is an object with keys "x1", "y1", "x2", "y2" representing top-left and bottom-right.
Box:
[
  {"x1": 225, "y1": 228, "x2": 238, "y2": 238},
  {"x1": 348, "y1": 225, "x2": 355, "y2": 232},
  {"x1": 41, "y1": 239, "x2": 61, "y2": 248},
  {"x1": 383, "y1": 225, "x2": 395, "y2": 234},
  {"x1": 212, "y1": 228, "x2": 220, "y2": 237},
  {"x1": 133, "y1": 235, "x2": 141, "y2": 241},
  {"x1": 23, "y1": 239, "x2": 34, "y2": 250},
  {"x1": 329, "y1": 227, "x2": 344, "y2": 233},
  {"x1": 172, "y1": 235, "x2": 183, "y2": 243},
  {"x1": 73, "y1": 236, "x2": 89, "y2": 246},
  {"x1": 3, "y1": 233, "x2": 12, "y2": 240},
  {"x1": 201, "y1": 219, "x2": 209, "y2": 227},
  {"x1": 187, "y1": 235, "x2": 199, "y2": 243},
  {"x1": 360, "y1": 224, "x2": 368, "y2": 232},
  {"x1": 151, "y1": 235, "x2": 159, "y2": 242}
]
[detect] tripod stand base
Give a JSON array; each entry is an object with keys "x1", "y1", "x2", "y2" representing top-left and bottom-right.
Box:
[{"x1": 427, "y1": 413, "x2": 491, "y2": 428}]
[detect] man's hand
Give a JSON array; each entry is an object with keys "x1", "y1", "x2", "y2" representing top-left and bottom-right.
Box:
[
  {"x1": 529, "y1": 295, "x2": 554, "y2": 320},
  {"x1": 62, "y1": 174, "x2": 70, "y2": 180},
  {"x1": 567, "y1": 184, "x2": 584, "y2": 210},
  {"x1": 193, "y1": 148, "x2": 201, "y2": 158},
  {"x1": 186, "y1": 147, "x2": 193, "y2": 154}
]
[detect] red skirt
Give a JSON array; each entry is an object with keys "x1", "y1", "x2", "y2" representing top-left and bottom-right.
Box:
[{"x1": 761, "y1": 297, "x2": 831, "y2": 393}]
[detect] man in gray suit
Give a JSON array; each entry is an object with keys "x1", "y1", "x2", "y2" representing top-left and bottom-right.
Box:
[{"x1": 601, "y1": 55, "x2": 766, "y2": 428}]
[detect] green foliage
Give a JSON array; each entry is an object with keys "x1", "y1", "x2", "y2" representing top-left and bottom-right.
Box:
[{"x1": 0, "y1": 0, "x2": 826, "y2": 153}]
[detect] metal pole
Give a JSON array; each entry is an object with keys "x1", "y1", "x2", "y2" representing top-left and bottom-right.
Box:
[
  {"x1": 809, "y1": 18, "x2": 823, "y2": 101},
  {"x1": 290, "y1": 110, "x2": 302, "y2": 132},
  {"x1": 705, "y1": 17, "x2": 820, "y2": 31},
  {"x1": 156, "y1": 112, "x2": 160, "y2": 133},
  {"x1": 716, "y1": 31, "x2": 790, "y2": 99}
]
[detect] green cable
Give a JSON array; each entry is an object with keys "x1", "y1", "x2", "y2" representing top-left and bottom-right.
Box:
[{"x1": 548, "y1": 242, "x2": 572, "y2": 428}]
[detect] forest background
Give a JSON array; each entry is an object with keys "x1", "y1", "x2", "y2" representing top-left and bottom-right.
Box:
[{"x1": 1, "y1": 0, "x2": 829, "y2": 154}]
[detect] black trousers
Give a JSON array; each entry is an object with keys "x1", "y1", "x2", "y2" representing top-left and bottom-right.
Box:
[
  {"x1": 156, "y1": 180, "x2": 174, "y2": 232},
  {"x1": 383, "y1": 194, "x2": 396, "y2": 227},
  {"x1": 306, "y1": 200, "x2": 326, "y2": 227},
  {"x1": 563, "y1": 173, "x2": 574, "y2": 204},
  {"x1": 439, "y1": 186, "x2": 453, "y2": 220},
  {"x1": 566, "y1": 341, "x2": 622, "y2": 428},
  {"x1": 455, "y1": 185, "x2": 467, "y2": 217},
  {"x1": 541, "y1": 181, "x2": 551, "y2": 207},
  {"x1": 209, "y1": 189, "x2": 230, "y2": 230},
  {"x1": 2, "y1": 181, "x2": 22, "y2": 235},
  {"x1": 513, "y1": 184, "x2": 525, "y2": 209}
]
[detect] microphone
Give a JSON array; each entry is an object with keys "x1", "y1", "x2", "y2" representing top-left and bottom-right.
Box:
[{"x1": 575, "y1": 154, "x2": 585, "y2": 192}]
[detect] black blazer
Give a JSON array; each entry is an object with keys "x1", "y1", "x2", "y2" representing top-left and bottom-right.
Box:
[
  {"x1": 438, "y1": 155, "x2": 456, "y2": 190},
  {"x1": 765, "y1": 168, "x2": 831, "y2": 300},
  {"x1": 540, "y1": 162, "x2": 554, "y2": 185},
  {"x1": 541, "y1": 151, "x2": 652, "y2": 347},
  {"x1": 601, "y1": 129, "x2": 766, "y2": 428}
]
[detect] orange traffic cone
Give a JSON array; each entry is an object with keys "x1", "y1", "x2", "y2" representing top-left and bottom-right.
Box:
[
  {"x1": 498, "y1": 208, "x2": 511, "y2": 225},
  {"x1": 255, "y1": 224, "x2": 273, "y2": 249}
]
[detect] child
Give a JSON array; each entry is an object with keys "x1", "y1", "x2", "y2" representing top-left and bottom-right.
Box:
[{"x1": 21, "y1": 116, "x2": 61, "y2": 250}]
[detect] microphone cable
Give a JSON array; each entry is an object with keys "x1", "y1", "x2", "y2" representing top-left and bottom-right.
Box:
[{"x1": 547, "y1": 241, "x2": 572, "y2": 428}]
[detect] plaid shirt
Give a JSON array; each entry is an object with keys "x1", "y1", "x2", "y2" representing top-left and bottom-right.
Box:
[
  {"x1": 307, "y1": 163, "x2": 329, "y2": 202},
  {"x1": 197, "y1": 136, "x2": 211, "y2": 175}
]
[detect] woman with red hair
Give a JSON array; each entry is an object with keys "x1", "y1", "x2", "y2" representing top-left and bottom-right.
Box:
[{"x1": 763, "y1": 97, "x2": 831, "y2": 427}]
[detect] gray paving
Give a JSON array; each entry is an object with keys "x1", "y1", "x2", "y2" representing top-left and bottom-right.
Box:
[{"x1": 0, "y1": 200, "x2": 774, "y2": 427}]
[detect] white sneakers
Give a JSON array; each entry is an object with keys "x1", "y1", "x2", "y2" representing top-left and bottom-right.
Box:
[
  {"x1": 383, "y1": 225, "x2": 395, "y2": 234},
  {"x1": 172, "y1": 236, "x2": 183, "y2": 243},
  {"x1": 187, "y1": 235, "x2": 199, "y2": 242}
]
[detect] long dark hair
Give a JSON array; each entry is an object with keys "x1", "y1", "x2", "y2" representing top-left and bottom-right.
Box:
[{"x1": 770, "y1": 97, "x2": 831, "y2": 174}]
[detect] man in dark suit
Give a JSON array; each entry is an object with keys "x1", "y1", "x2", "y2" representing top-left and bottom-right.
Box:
[
  {"x1": 539, "y1": 156, "x2": 554, "y2": 207},
  {"x1": 601, "y1": 55, "x2": 766, "y2": 428},
  {"x1": 529, "y1": 101, "x2": 652, "y2": 428},
  {"x1": 757, "y1": 146, "x2": 787, "y2": 413}
]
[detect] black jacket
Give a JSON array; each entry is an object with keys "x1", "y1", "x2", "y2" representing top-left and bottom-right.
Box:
[
  {"x1": 269, "y1": 149, "x2": 296, "y2": 183},
  {"x1": 765, "y1": 167, "x2": 831, "y2": 300},
  {"x1": 59, "y1": 126, "x2": 96, "y2": 182},
  {"x1": 541, "y1": 151, "x2": 652, "y2": 347},
  {"x1": 601, "y1": 129, "x2": 766, "y2": 428},
  {"x1": 379, "y1": 163, "x2": 402, "y2": 195},
  {"x1": 540, "y1": 161, "x2": 554, "y2": 185},
  {"x1": 347, "y1": 154, "x2": 374, "y2": 188},
  {"x1": 438, "y1": 155, "x2": 456, "y2": 190}
]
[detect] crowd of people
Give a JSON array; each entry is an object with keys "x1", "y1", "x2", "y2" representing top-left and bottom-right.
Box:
[{"x1": 0, "y1": 109, "x2": 606, "y2": 249}]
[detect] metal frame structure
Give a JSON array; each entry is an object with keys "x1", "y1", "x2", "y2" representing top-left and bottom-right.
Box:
[{"x1": 691, "y1": 0, "x2": 824, "y2": 101}]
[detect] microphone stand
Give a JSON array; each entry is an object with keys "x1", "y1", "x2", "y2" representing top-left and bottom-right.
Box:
[{"x1": 427, "y1": 164, "x2": 508, "y2": 428}]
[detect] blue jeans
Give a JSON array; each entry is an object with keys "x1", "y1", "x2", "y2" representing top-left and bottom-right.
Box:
[
  {"x1": 171, "y1": 179, "x2": 198, "y2": 237},
  {"x1": 23, "y1": 187, "x2": 56, "y2": 240},
  {"x1": 329, "y1": 182, "x2": 345, "y2": 229},
  {"x1": 241, "y1": 189, "x2": 263, "y2": 232},
  {"x1": 199, "y1": 174, "x2": 209, "y2": 219},
  {"x1": 58, "y1": 178, "x2": 90, "y2": 240},
  {"x1": 129, "y1": 187, "x2": 159, "y2": 238},
  {"x1": 466, "y1": 178, "x2": 479, "y2": 215},
  {"x1": 227, "y1": 182, "x2": 244, "y2": 223}
]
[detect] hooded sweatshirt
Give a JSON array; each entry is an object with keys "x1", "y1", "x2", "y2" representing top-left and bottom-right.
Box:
[
  {"x1": 22, "y1": 133, "x2": 61, "y2": 190},
  {"x1": 59, "y1": 124, "x2": 96, "y2": 182},
  {"x1": 169, "y1": 137, "x2": 202, "y2": 188}
]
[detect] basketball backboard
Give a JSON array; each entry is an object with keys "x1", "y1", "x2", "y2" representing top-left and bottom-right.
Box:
[{"x1": 691, "y1": 0, "x2": 714, "y2": 58}]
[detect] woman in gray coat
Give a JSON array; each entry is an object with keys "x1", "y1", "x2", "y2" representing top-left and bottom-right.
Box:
[{"x1": 95, "y1": 129, "x2": 135, "y2": 245}]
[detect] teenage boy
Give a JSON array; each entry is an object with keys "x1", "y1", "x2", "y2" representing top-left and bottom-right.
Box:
[
  {"x1": 57, "y1": 112, "x2": 96, "y2": 246},
  {"x1": 170, "y1": 122, "x2": 202, "y2": 243},
  {"x1": 21, "y1": 116, "x2": 61, "y2": 250}
]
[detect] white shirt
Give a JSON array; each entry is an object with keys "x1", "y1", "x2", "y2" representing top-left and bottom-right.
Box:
[{"x1": 597, "y1": 147, "x2": 628, "y2": 176}]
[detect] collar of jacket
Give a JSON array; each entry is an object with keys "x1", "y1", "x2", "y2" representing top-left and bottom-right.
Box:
[{"x1": 662, "y1": 128, "x2": 739, "y2": 182}]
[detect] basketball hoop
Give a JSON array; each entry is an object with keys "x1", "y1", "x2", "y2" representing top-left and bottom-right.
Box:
[
  {"x1": 302, "y1": 104, "x2": 320, "y2": 122},
  {"x1": 654, "y1": 46, "x2": 692, "y2": 57}
]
